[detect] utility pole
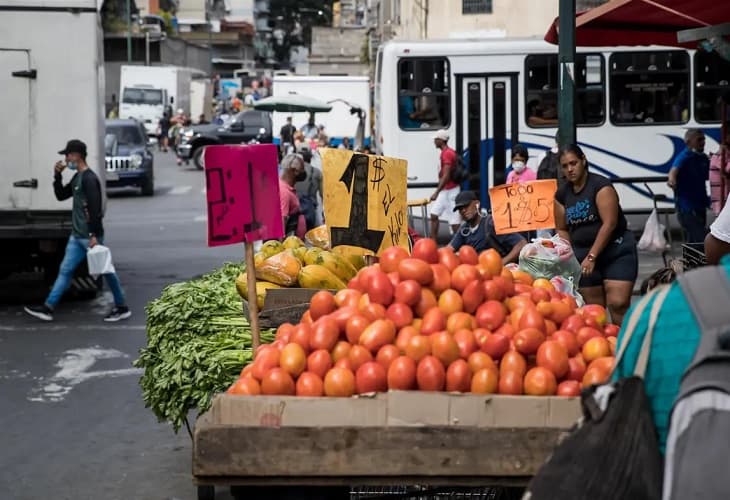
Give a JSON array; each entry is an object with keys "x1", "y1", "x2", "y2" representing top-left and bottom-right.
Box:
[
  {"x1": 558, "y1": 0, "x2": 576, "y2": 147},
  {"x1": 126, "y1": 0, "x2": 132, "y2": 63}
]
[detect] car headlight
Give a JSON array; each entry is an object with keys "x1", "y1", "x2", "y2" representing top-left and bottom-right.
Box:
[{"x1": 130, "y1": 153, "x2": 143, "y2": 168}]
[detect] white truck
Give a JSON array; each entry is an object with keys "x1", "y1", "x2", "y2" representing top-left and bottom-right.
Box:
[
  {"x1": 271, "y1": 75, "x2": 370, "y2": 148},
  {"x1": 119, "y1": 65, "x2": 198, "y2": 136},
  {"x1": 0, "y1": 0, "x2": 105, "y2": 292}
]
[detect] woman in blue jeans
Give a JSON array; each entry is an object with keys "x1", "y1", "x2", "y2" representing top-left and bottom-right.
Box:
[{"x1": 24, "y1": 139, "x2": 131, "y2": 322}]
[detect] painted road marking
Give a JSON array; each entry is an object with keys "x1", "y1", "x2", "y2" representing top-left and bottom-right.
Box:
[
  {"x1": 28, "y1": 347, "x2": 143, "y2": 402},
  {"x1": 194, "y1": 214, "x2": 207, "y2": 222},
  {"x1": 169, "y1": 186, "x2": 192, "y2": 195},
  {"x1": 0, "y1": 325, "x2": 145, "y2": 331}
]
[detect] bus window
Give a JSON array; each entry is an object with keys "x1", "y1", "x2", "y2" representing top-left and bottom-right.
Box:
[
  {"x1": 609, "y1": 50, "x2": 689, "y2": 125},
  {"x1": 694, "y1": 50, "x2": 730, "y2": 123},
  {"x1": 398, "y1": 58, "x2": 450, "y2": 130},
  {"x1": 524, "y1": 54, "x2": 605, "y2": 127}
]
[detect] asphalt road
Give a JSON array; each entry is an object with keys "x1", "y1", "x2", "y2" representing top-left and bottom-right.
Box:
[
  {"x1": 0, "y1": 151, "x2": 241, "y2": 500},
  {"x1": 0, "y1": 150, "x2": 673, "y2": 500}
]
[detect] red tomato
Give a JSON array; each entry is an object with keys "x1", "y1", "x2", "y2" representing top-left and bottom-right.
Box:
[
  {"x1": 470, "y1": 367, "x2": 499, "y2": 394},
  {"x1": 375, "y1": 344, "x2": 400, "y2": 370},
  {"x1": 576, "y1": 326, "x2": 603, "y2": 347},
  {"x1": 414, "y1": 288, "x2": 438, "y2": 318},
  {"x1": 329, "y1": 306, "x2": 357, "y2": 333},
  {"x1": 330, "y1": 341, "x2": 352, "y2": 363},
  {"x1": 251, "y1": 346, "x2": 280, "y2": 381},
  {"x1": 556, "y1": 380, "x2": 581, "y2": 397},
  {"x1": 453, "y1": 329, "x2": 478, "y2": 359},
  {"x1": 366, "y1": 271, "x2": 395, "y2": 306},
  {"x1": 335, "y1": 288, "x2": 362, "y2": 309},
  {"x1": 405, "y1": 335, "x2": 432, "y2": 361},
  {"x1": 416, "y1": 355, "x2": 446, "y2": 391},
  {"x1": 387, "y1": 356, "x2": 417, "y2": 390},
  {"x1": 359, "y1": 319, "x2": 397, "y2": 353},
  {"x1": 524, "y1": 367, "x2": 557, "y2": 396},
  {"x1": 379, "y1": 246, "x2": 410, "y2": 274},
  {"x1": 492, "y1": 275, "x2": 515, "y2": 298},
  {"x1": 334, "y1": 357, "x2": 353, "y2": 371},
  {"x1": 446, "y1": 311, "x2": 475, "y2": 333},
  {"x1": 561, "y1": 314, "x2": 586, "y2": 333},
  {"x1": 582, "y1": 367, "x2": 610, "y2": 388},
  {"x1": 347, "y1": 276, "x2": 364, "y2": 292},
  {"x1": 438, "y1": 247, "x2": 461, "y2": 271},
  {"x1": 227, "y1": 376, "x2": 261, "y2": 395},
  {"x1": 429, "y1": 263, "x2": 452, "y2": 295},
  {"x1": 420, "y1": 307, "x2": 447, "y2": 335},
  {"x1": 438, "y1": 289, "x2": 464, "y2": 316},
  {"x1": 324, "y1": 367, "x2": 356, "y2": 397},
  {"x1": 446, "y1": 359, "x2": 472, "y2": 392},
  {"x1": 309, "y1": 291, "x2": 337, "y2": 321},
  {"x1": 275, "y1": 323, "x2": 294, "y2": 343},
  {"x1": 480, "y1": 333, "x2": 510, "y2": 360},
  {"x1": 412, "y1": 238, "x2": 439, "y2": 264},
  {"x1": 296, "y1": 372, "x2": 324, "y2": 397},
  {"x1": 494, "y1": 323, "x2": 516, "y2": 339},
  {"x1": 355, "y1": 361, "x2": 388, "y2": 394},
  {"x1": 387, "y1": 271, "x2": 401, "y2": 289},
  {"x1": 458, "y1": 245, "x2": 479, "y2": 265},
  {"x1": 604, "y1": 323, "x2": 620, "y2": 338},
  {"x1": 536, "y1": 340, "x2": 569, "y2": 379},
  {"x1": 500, "y1": 351, "x2": 527, "y2": 376},
  {"x1": 395, "y1": 326, "x2": 418, "y2": 353},
  {"x1": 565, "y1": 356, "x2": 587, "y2": 382},
  {"x1": 518, "y1": 308, "x2": 547, "y2": 334},
  {"x1": 430, "y1": 331, "x2": 460, "y2": 365},
  {"x1": 289, "y1": 323, "x2": 312, "y2": 353},
  {"x1": 348, "y1": 345, "x2": 374, "y2": 372},
  {"x1": 261, "y1": 367, "x2": 296, "y2": 395},
  {"x1": 386, "y1": 302, "x2": 414, "y2": 329},
  {"x1": 451, "y1": 264, "x2": 480, "y2": 293},
  {"x1": 345, "y1": 314, "x2": 370, "y2": 344},
  {"x1": 310, "y1": 317, "x2": 340, "y2": 351},
  {"x1": 498, "y1": 369, "x2": 524, "y2": 395},
  {"x1": 398, "y1": 258, "x2": 434, "y2": 285},
  {"x1": 461, "y1": 280, "x2": 485, "y2": 314},
  {"x1": 307, "y1": 349, "x2": 333, "y2": 379},
  {"x1": 360, "y1": 301, "x2": 387, "y2": 323},
  {"x1": 551, "y1": 329, "x2": 580, "y2": 356},
  {"x1": 513, "y1": 327, "x2": 545, "y2": 355},
  {"x1": 475, "y1": 300, "x2": 507, "y2": 330},
  {"x1": 394, "y1": 279, "x2": 422, "y2": 306},
  {"x1": 483, "y1": 279, "x2": 505, "y2": 302}
]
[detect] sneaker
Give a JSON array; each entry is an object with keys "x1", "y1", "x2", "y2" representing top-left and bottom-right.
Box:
[
  {"x1": 24, "y1": 304, "x2": 54, "y2": 321},
  {"x1": 104, "y1": 306, "x2": 132, "y2": 322}
]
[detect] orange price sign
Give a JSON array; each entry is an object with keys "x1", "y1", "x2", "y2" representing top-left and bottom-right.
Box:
[{"x1": 488, "y1": 179, "x2": 558, "y2": 235}]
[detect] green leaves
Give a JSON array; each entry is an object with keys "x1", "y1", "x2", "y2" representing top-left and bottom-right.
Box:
[{"x1": 135, "y1": 262, "x2": 274, "y2": 432}]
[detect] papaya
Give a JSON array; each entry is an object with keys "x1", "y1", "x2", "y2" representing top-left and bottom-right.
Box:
[
  {"x1": 303, "y1": 247, "x2": 325, "y2": 266},
  {"x1": 332, "y1": 245, "x2": 375, "y2": 270},
  {"x1": 235, "y1": 273, "x2": 282, "y2": 308},
  {"x1": 259, "y1": 240, "x2": 284, "y2": 259},
  {"x1": 298, "y1": 265, "x2": 347, "y2": 290},
  {"x1": 282, "y1": 235, "x2": 305, "y2": 250},
  {"x1": 290, "y1": 246, "x2": 308, "y2": 265},
  {"x1": 254, "y1": 252, "x2": 267, "y2": 269},
  {"x1": 305, "y1": 225, "x2": 330, "y2": 250},
  {"x1": 314, "y1": 251, "x2": 357, "y2": 282},
  {"x1": 255, "y1": 250, "x2": 301, "y2": 286}
]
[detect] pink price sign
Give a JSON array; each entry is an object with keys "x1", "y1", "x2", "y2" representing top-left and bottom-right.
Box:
[{"x1": 204, "y1": 144, "x2": 284, "y2": 247}]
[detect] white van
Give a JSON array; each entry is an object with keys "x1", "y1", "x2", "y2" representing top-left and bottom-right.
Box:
[{"x1": 0, "y1": 0, "x2": 105, "y2": 291}]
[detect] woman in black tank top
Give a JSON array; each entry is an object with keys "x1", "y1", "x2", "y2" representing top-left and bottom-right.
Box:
[{"x1": 554, "y1": 144, "x2": 637, "y2": 327}]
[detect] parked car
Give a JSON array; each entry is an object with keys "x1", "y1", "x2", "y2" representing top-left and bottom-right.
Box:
[
  {"x1": 177, "y1": 110, "x2": 273, "y2": 170},
  {"x1": 104, "y1": 119, "x2": 155, "y2": 196}
]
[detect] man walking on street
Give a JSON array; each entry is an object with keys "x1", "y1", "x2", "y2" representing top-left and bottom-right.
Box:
[
  {"x1": 24, "y1": 140, "x2": 131, "y2": 322},
  {"x1": 430, "y1": 130, "x2": 461, "y2": 240},
  {"x1": 668, "y1": 129, "x2": 710, "y2": 243}
]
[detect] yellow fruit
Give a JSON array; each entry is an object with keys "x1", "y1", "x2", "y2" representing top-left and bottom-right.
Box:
[
  {"x1": 235, "y1": 273, "x2": 282, "y2": 308},
  {"x1": 315, "y1": 251, "x2": 357, "y2": 282},
  {"x1": 305, "y1": 225, "x2": 330, "y2": 250},
  {"x1": 254, "y1": 252, "x2": 267, "y2": 269},
  {"x1": 332, "y1": 245, "x2": 375, "y2": 270},
  {"x1": 282, "y1": 235, "x2": 305, "y2": 250},
  {"x1": 290, "y1": 246, "x2": 308, "y2": 264},
  {"x1": 255, "y1": 250, "x2": 301, "y2": 286},
  {"x1": 298, "y1": 265, "x2": 347, "y2": 290},
  {"x1": 259, "y1": 240, "x2": 284, "y2": 259},
  {"x1": 303, "y1": 247, "x2": 324, "y2": 266}
]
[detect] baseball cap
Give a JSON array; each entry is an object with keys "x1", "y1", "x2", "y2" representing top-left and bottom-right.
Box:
[
  {"x1": 453, "y1": 191, "x2": 478, "y2": 211},
  {"x1": 58, "y1": 139, "x2": 87, "y2": 156},
  {"x1": 433, "y1": 129, "x2": 450, "y2": 142}
]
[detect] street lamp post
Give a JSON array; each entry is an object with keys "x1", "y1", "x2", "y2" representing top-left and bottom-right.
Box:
[{"x1": 126, "y1": 0, "x2": 132, "y2": 62}]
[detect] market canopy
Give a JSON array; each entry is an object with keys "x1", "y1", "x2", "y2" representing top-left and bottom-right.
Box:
[
  {"x1": 544, "y1": 0, "x2": 730, "y2": 49},
  {"x1": 253, "y1": 94, "x2": 333, "y2": 113}
]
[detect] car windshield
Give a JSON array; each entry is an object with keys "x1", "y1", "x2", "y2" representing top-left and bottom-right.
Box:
[
  {"x1": 122, "y1": 88, "x2": 164, "y2": 105},
  {"x1": 107, "y1": 125, "x2": 144, "y2": 145}
]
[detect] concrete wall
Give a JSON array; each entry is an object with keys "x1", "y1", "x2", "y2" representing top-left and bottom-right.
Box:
[{"x1": 309, "y1": 26, "x2": 368, "y2": 76}]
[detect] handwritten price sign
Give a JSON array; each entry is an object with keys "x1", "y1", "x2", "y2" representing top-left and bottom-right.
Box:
[
  {"x1": 489, "y1": 179, "x2": 558, "y2": 235},
  {"x1": 321, "y1": 149, "x2": 409, "y2": 255},
  {"x1": 204, "y1": 144, "x2": 284, "y2": 247}
]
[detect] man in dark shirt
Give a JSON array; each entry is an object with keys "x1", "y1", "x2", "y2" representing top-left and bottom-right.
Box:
[
  {"x1": 448, "y1": 191, "x2": 526, "y2": 263},
  {"x1": 668, "y1": 129, "x2": 710, "y2": 243},
  {"x1": 280, "y1": 116, "x2": 296, "y2": 150},
  {"x1": 24, "y1": 140, "x2": 131, "y2": 322}
]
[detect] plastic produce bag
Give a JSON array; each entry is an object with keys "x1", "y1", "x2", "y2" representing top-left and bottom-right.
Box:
[
  {"x1": 87, "y1": 244, "x2": 115, "y2": 277},
  {"x1": 518, "y1": 235, "x2": 581, "y2": 286},
  {"x1": 637, "y1": 209, "x2": 666, "y2": 252}
]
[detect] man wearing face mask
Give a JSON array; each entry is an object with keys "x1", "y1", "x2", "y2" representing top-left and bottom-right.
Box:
[
  {"x1": 24, "y1": 140, "x2": 131, "y2": 322},
  {"x1": 279, "y1": 153, "x2": 307, "y2": 239},
  {"x1": 448, "y1": 191, "x2": 526, "y2": 264}
]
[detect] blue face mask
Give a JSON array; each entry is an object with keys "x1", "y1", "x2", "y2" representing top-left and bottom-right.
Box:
[{"x1": 67, "y1": 161, "x2": 78, "y2": 171}]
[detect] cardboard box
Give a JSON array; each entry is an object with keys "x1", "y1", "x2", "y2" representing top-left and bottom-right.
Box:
[{"x1": 211, "y1": 391, "x2": 581, "y2": 429}]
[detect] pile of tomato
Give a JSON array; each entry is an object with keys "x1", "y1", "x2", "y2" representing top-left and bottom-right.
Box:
[{"x1": 228, "y1": 238, "x2": 619, "y2": 398}]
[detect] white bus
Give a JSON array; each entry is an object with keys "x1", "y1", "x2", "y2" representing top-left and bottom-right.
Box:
[{"x1": 374, "y1": 37, "x2": 729, "y2": 210}]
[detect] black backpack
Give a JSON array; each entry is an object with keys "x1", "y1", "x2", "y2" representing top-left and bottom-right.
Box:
[
  {"x1": 450, "y1": 152, "x2": 467, "y2": 184},
  {"x1": 537, "y1": 150, "x2": 564, "y2": 187}
]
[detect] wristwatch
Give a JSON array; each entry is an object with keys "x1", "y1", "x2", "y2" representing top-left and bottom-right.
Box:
[{"x1": 587, "y1": 253, "x2": 596, "y2": 262}]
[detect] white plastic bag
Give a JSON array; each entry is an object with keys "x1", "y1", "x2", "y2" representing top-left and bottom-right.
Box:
[
  {"x1": 87, "y1": 244, "x2": 116, "y2": 277},
  {"x1": 637, "y1": 209, "x2": 667, "y2": 252}
]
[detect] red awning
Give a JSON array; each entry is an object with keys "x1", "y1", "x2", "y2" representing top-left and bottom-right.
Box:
[{"x1": 545, "y1": 0, "x2": 730, "y2": 48}]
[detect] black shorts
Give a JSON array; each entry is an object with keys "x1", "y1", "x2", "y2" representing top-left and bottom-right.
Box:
[{"x1": 574, "y1": 230, "x2": 638, "y2": 287}]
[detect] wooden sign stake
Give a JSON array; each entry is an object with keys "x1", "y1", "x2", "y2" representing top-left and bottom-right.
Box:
[{"x1": 244, "y1": 241, "x2": 260, "y2": 351}]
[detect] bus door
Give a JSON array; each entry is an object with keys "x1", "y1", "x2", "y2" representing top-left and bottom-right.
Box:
[{"x1": 456, "y1": 73, "x2": 518, "y2": 208}]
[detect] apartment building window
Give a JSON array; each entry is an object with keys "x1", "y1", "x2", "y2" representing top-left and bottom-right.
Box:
[
  {"x1": 398, "y1": 58, "x2": 451, "y2": 130},
  {"x1": 462, "y1": 0, "x2": 492, "y2": 15}
]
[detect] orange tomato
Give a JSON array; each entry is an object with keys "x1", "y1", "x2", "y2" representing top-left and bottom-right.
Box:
[
  {"x1": 451, "y1": 264, "x2": 480, "y2": 293},
  {"x1": 412, "y1": 238, "x2": 439, "y2": 264},
  {"x1": 453, "y1": 329, "x2": 478, "y2": 359},
  {"x1": 576, "y1": 326, "x2": 603, "y2": 347},
  {"x1": 415, "y1": 288, "x2": 438, "y2": 318},
  {"x1": 296, "y1": 372, "x2": 324, "y2": 397},
  {"x1": 307, "y1": 349, "x2": 333, "y2": 379},
  {"x1": 348, "y1": 345, "x2": 374, "y2": 372},
  {"x1": 478, "y1": 249, "x2": 503, "y2": 278},
  {"x1": 300, "y1": 310, "x2": 313, "y2": 325},
  {"x1": 500, "y1": 351, "x2": 527, "y2": 376},
  {"x1": 324, "y1": 367, "x2": 356, "y2": 397},
  {"x1": 330, "y1": 341, "x2": 352, "y2": 363},
  {"x1": 446, "y1": 311, "x2": 475, "y2": 334},
  {"x1": 430, "y1": 331, "x2": 460, "y2": 365},
  {"x1": 345, "y1": 314, "x2": 370, "y2": 344},
  {"x1": 334, "y1": 288, "x2": 362, "y2": 309},
  {"x1": 587, "y1": 356, "x2": 615, "y2": 374},
  {"x1": 556, "y1": 380, "x2": 581, "y2": 397},
  {"x1": 511, "y1": 269, "x2": 534, "y2": 285},
  {"x1": 387, "y1": 356, "x2": 418, "y2": 390},
  {"x1": 458, "y1": 245, "x2": 479, "y2": 265},
  {"x1": 446, "y1": 359, "x2": 472, "y2": 392},
  {"x1": 551, "y1": 329, "x2": 580, "y2": 356},
  {"x1": 398, "y1": 258, "x2": 434, "y2": 285},
  {"x1": 420, "y1": 307, "x2": 447, "y2": 335},
  {"x1": 468, "y1": 351, "x2": 497, "y2": 374},
  {"x1": 536, "y1": 340, "x2": 569, "y2": 379},
  {"x1": 394, "y1": 279, "x2": 422, "y2": 306},
  {"x1": 513, "y1": 327, "x2": 545, "y2": 355},
  {"x1": 359, "y1": 319, "x2": 397, "y2": 354},
  {"x1": 309, "y1": 290, "x2": 337, "y2": 321},
  {"x1": 480, "y1": 333, "x2": 510, "y2": 360},
  {"x1": 470, "y1": 367, "x2": 499, "y2": 394},
  {"x1": 405, "y1": 335, "x2": 432, "y2": 362},
  {"x1": 498, "y1": 369, "x2": 524, "y2": 395},
  {"x1": 582, "y1": 336, "x2": 611, "y2": 363},
  {"x1": 429, "y1": 264, "x2": 452, "y2": 295},
  {"x1": 261, "y1": 367, "x2": 296, "y2": 395},
  {"x1": 395, "y1": 325, "x2": 419, "y2": 353},
  {"x1": 416, "y1": 355, "x2": 446, "y2": 391},
  {"x1": 533, "y1": 288, "x2": 552, "y2": 306},
  {"x1": 379, "y1": 246, "x2": 410, "y2": 274},
  {"x1": 310, "y1": 317, "x2": 340, "y2": 351},
  {"x1": 548, "y1": 300, "x2": 573, "y2": 325},
  {"x1": 524, "y1": 367, "x2": 557, "y2": 396},
  {"x1": 532, "y1": 278, "x2": 556, "y2": 291},
  {"x1": 279, "y1": 342, "x2": 307, "y2": 377},
  {"x1": 355, "y1": 361, "x2": 388, "y2": 394},
  {"x1": 240, "y1": 364, "x2": 254, "y2": 378},
  {"x1": 227, "y1": 376, "x2": 261, "y2": 395},
  {"x1": 565, "y1": 356, "x2": 586, "y2": 382},
  {"x1": 582, "y1": 367, "x2": 610, "y2": 387},
  {"x1": 275, "y1": 323, "x2": 295, "y2": 343},
  {"x1": 375, "y1": 344, "x2": 401, "y2": 370},
  {"x1": 334, "y1": 357, "x2": 353, "y2": 371},
  {"x1": 438, "y1": 289, "x2": 464, "y2": 316}
]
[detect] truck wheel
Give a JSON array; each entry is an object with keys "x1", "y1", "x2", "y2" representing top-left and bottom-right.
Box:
[
  {"x1": 193, "y1": 146, "x2": 206, "y2": 170},
  {"x1": 141, "y1": 174, "x2": 154, "y2": 196}
]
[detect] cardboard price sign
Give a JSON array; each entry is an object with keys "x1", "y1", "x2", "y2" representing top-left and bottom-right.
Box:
[
  {"x1": 321, "y1": 149, "x2": 409, "y2": 255},
  {"x1": 204, "y1": 144, "x2": 284, "y2": 247},
  {"x1": 489, "y1": 179, "x2": 558, "y2": 234}
]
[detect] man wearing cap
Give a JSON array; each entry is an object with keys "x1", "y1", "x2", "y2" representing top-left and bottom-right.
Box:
[
  {"x1": 430, "y1": 129, "x2": 461, "y2": 240},
  {"x1": 24, "y1": 140, "x2": 131, "y2": 322},
  {"x1": 448, "y1": 191, "x2": 526, "y2": 264}
]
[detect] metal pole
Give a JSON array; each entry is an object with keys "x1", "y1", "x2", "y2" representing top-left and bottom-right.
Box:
[
  {"x1": 145, "y1": 31, "x2": 150, "y2": 66},
  {"x1": 557, "y1": 0, "x2": 576, "y2": 147},
  {"x1": 126, "y1": 0, "x2": 132, "y2": 62}
]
